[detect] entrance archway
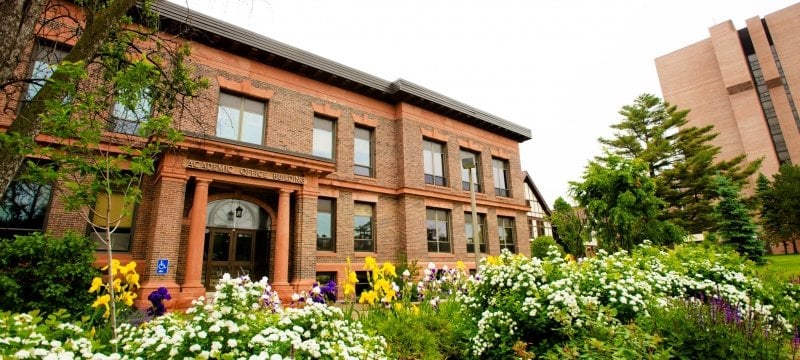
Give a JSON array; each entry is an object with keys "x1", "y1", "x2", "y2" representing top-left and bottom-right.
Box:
[{"x1": 203, "y1": 199, "x2": 271, "y2": 290}]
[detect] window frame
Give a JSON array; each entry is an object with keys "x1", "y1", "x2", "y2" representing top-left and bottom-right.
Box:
[
  {"x1": 493, "y1": 158, "x2": 511, "y2": 197},
  {"x1": 312, "y1": 116, "x2": 336, "y2": 159},
  {"x1": 316, "y1": 198, "x2": 335, "y2": 251},
  {"x1": 215, "y1": 91, "x2": 267, "y2": 145},
  {"x1": 353, "y1": 202, "x2": 375, "y2": 252},
  {"x1": 0, "y1": 172, "x2": 53, "y2": 239},
  {"x1": 464, "y1": 212, "x2": 487, "y2": 253},
  {"x1": 460, "y1": 149, "x2": 482, "y2": 192},
  {"x1": 423, "y1": 139, "x2": 447, "y2": 186},
  {"x1": 498, "y1": 216, "x2": 516, "y2": 253},
  {"x1": 353, "y1": 126, "x2": 374, "y2": 177},
  {"x1": 110, "y1": 88, "x2": 153, "y2": 135},
  {"x1": 24, "y1": 44, "x2": 68, "y2": 101},
  {"x1": 426, "y1": 207, "x2": 451, "y2": 253}
]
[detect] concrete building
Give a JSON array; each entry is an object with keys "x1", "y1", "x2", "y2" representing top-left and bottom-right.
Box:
[
  {"x1": 655, "y1": 2, "x2": 800, "y2": 253},
  {"x1": 656, "y1": 2, "x2": 800, "y2": 179},
  {"x1": 0, "y1": 1, "x2": 532, "y2": 306}
]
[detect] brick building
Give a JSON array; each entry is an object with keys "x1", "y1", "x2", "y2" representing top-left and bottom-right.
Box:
[
  {"x1": 0, "y1": 1, "x2": 532, "y2": 305},
  {"x1": 655, "y1": 2, "x2": 800, "y2": 254}
]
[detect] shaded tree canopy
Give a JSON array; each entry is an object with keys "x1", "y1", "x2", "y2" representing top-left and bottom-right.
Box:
[
  {"x1": 757, "y1": 165, "x2": 800, "y2": 254},
  {"x1": 598, "y1": 94, "x2": 761, "y2": 234}
]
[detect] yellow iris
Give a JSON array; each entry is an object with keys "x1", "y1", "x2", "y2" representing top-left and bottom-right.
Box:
[
  {"x1": 380, "y1": 261, "x2": 397, "y2": 278},
  {"x1": 119, "y1": 291, "x2": 137, "y2": 306},
  {"x1": 456, "y1": 260, "x2": 466, "y2": 273},
  {"x1": 364, "y1": 256, "x2": 377, "y2": 272},
  {"x1": 125, "y1": 272, "x2": 140, "y2": 288},
  {"x1": 358, "y1": 290, "x2": 377, "y2": 305},
  {"x1": 88, "y1": 277, "x2": 104, "y2": 293},
  {"x1": 92, "y1": 294, "x2": 111, "y2": 318},
  {"x1": 344, "y1": 283, "x2": 355, "y2": 296}
]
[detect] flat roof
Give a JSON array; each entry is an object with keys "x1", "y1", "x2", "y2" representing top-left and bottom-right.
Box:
[{"x1": 150, "y1": 1, "x2": 532, "y2": 142}]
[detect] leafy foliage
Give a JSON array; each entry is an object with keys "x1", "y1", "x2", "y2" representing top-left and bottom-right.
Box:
[
  {"x1": 548, "y1": 197, "x2": 586, "y2": 257},
  {"x1": 570, "y1": 155, "x2": 684, "y2": 251},
  {"x1": 757, "y1": 165, "x2": 800, "y2": 254},
  {"x1": 599, "y1": 94, "x2": 761, "y2": 234},
  {"x1": 0, "y1": 232, "x2": 99, "y2": 315},
  {"x1": 531, "y1": 235, "x2": 563, "y2": 259},
  {"x1": 713, "y1": 175, "x2": 765, "y2": 264}
]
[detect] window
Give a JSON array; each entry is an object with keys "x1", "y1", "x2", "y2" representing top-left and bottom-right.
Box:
[
  {"x1": 423, "y1": 139, "x2": 447, "y2": 186},
  {"x1": 465, "y1": 212, "x2": 487, "y2": 253},
  {"x1": 493, "y1": 158, "x2": 510, "y2": 197},
  {"x1": 0, "y1": 176, "x2": 52, "y2": 239},
  {"x1": 313, "y1": 116, "x2": 335, "y2": 159},
  {"x1": 317, "y1": 198, "x2": 335, "y2": 251},
  {"x1": 354, "y1": 202, "x2": 374, "y2": 252},
  {"x1": 111, "y1": 89, "x2": 152, "y2": 135},
  {"x1": 498, "y1": 216, "x2": 516, "y2": 253},
  {"x1": 426, "y1": 208, "x2": 451, "y2": 253},
  {"x1": 25, "y1": 45, "x2": 68, "y2": 101},
  {"x1": 316, "y1": 272, "x2": 337, "y2": 286},
  {"x1": 216, "y1": 92, "x2": 266, "y2": 145},
  {"x1": 460, "y1": 149, "x2": 481, "y2": 192},
  {"x1": 354, "y1": 126, "x2": 373, "y2": 177},
  {"x1": 355, "y1": 271, "x2": 371, "y2": 296},
  {"x1": 90, "y1": 192, "x2": 134, "y2": 252}
]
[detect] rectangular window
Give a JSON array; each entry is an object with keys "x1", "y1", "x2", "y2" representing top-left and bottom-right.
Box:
[
  {"x1": 465, "y1": 212, "x2": 487, "y2": 253},
  {"x1": 0, "y1": 173, "x2": 52, "y2": 239},
  {"x1": 498, "y1": 216, "x2": 516, "y2": 253},
  {"x1": 354, "y1": 202, "x2": 374, "y2": 252},
  {"x1": 460, "y1": 149, "x2": 481, "y2": 192},
  {"x1": 426, "y1": 208, "x2": 451, "y2": 253},
  {"x1": 493, "y1": 158, "x2": 510, "y2": 197},
  {"x1": 354, "y1": 126, "x2": 373, "y2": 176},
  {"x1": 316, "y1": 272, "x2": 337, "y2": 286},
  {"x1": 216, "y1": 92, "x2": 266, "y2": 145},
  {"x1": 313, "y1": 116, "x2": 335, "y2": 159},
  {"x1": 25, "y1": 45, "x2": 68, "y2": 101},
  {"x1": 316, "y1": 198, "x2": 335, "y2": 251},
  {"x1": 111, "y1": 89, "x2": 152, "y2": 135},
  {"x1": 423, "y1": 139, "x2": 447, "y2": 186},
  {"x1": 90, "y1": 192, "x2": 134, "y2": 252},
  {"x1": 355, "y1": 271, "x2": 370, "y2": 296},
  {"x1": 537, "y1": 220, "x2": 546, "y2": 238}
]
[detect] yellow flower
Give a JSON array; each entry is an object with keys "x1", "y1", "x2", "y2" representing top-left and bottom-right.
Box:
[
  {"x1": 126, "y1": 272, "x2": 140, "y2": 288},
  {"x1": 120, "y1": 291, "x2": 137, "y2": 306},
  {"x1": 344, "y1": 283, "x2": 355, "y2": 296},
  {"x1": 112, "y1": 278, "x2": 122, "y2": 292},
  {"x1": 456, "y1": 260, "x2": 466, "y2": 273},
  {"x1": 88, "y1": 277, "x2": 104, "y2": 293},
  {"x1": 92, "y1": 294, "x2": 111, "y2": 318},
  {"x1": 486, "y1": 256, "x2": 499, "y2": 266},
  {"x1": 363, "y1": 256, "x2": 377, "y2": 272},
  {"x1": 348, "y1": 271, "x2": 358, "y2": 285},
  {"x1": 380, "y1": 261, "x2": 397, "y2": 278},
  {"x1": 358, "y1": 290, "x2": 377, "y2": 305},
  {"x1": 102, "y1": 259, "x2": 121, "y2": 276},
  {"x1": 565, "y1": 254, "x2": 575, "y2": 263}
]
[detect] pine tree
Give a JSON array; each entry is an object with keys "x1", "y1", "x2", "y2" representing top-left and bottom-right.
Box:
[
  {"x1": 757, "y1": 165, "x2": 800, "y2": 254},
  {"x1": 599, "y1": 94, "x2": 761, "y2": 234},
  {"x1": 714, "y1": 175, "x2": 765, "y2": 263},
  {"x1": 549, "y1": 197, "x2": 586, "y2": 257}
]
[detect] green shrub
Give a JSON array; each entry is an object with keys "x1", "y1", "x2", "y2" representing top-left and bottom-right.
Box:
[
  {"x1": 531, "y1": 235, "x2": 563, "y2": 259},
  {"x1": 0, "y1": 231, "x2": 98, "y2": 315}
]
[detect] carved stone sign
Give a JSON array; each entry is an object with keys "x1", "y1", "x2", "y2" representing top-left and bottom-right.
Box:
[{"x1": 184, "y1": 159, "x2": 305, "y2": 184}]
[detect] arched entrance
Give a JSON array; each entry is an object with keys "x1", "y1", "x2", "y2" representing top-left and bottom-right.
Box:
[{"x1": 203, "y1": 199, "x2": 271, "y2": 290}]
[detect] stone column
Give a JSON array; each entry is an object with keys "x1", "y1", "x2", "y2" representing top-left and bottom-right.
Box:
[
  {"x1": 182, "y1": 177, "x2": 211, "y2": 292},
  {"x1": 273, "y1": 189, "x2": 292, "y2": 287}
]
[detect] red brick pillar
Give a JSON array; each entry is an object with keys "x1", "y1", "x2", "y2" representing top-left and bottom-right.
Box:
[
  {"x1": 182, "y1": 177, "x2": 211, "y2": 292},
  {"x1": 273, "y1": 189, "x2": 292, "y2": 289}
]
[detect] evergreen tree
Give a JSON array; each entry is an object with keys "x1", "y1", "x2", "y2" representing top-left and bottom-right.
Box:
[
  {"x1": 549, "y1": 197, "x2": 586, "y2": 257},
  {"x1": 599, "y1": 94, "x2": 761, "y2": 234},
  {"x1": 757, "y1": 165, "x2": 800, "y2": 254},
  {"x1": 570, "y1": 154, "x2": 684, "y2": 252},
  {"x1": 713, "y1": 175, "x2": 765, "y2": 263}
]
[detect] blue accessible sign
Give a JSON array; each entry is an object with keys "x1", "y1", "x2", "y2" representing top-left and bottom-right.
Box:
[{"x1": 156, "y1": 259, "x2": 169, "y2": 275}]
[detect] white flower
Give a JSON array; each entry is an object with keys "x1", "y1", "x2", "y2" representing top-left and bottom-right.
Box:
[
  {"x1": 428, "y1": 262, "x2": 436, "y2": 270},
  {"x1": 402, "y1": 269, "x2": 411, "y2": 277}
]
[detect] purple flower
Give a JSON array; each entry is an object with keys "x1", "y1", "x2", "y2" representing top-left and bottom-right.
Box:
[{"x1": 147, "y1": 287, "x2": 171, "y2": 317}]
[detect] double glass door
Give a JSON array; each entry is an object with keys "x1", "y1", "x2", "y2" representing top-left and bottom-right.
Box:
[{"x1": 204, "y1": 229, "x2": 255, "y2": 289}]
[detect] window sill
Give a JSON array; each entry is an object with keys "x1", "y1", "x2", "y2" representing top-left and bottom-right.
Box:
[
  {"x1": 353, "y1": 252, "x2": 377, "y2": 258},
  {"x1": 316, "y1": 251, "x2": 337, "y2": 257},
  {"x1": 427, "y1": 253, "x2": 456, "y2": 258}
]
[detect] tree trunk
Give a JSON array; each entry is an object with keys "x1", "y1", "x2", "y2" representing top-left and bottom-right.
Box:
[
  {"x1": 0, "y1": 0, "x2": 47, "y2": 88},
  {"x1": 792, "y1": 237, "x2": 798, "y2": 255},
  {"x1": 0, "y1": 0, "x2": 139, "y2": 196}
]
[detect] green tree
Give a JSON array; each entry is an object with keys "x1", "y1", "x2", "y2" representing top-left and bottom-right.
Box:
[
  {"x1": 548, "y1": 197, "x2": 586, "y2": 257},
  {"x1": 756, "y1": 165, "x2": 800, "y2": 254},
  {"x1": 7, "y1": 4, "x2": 206, "y2": 348},
  {"x1": 713, "y1": 175, "x2": 765, "y2": 263},
  {"x1": 599, "y1": 94, "x2": 761, "y2": 234},
  {"x1": 570, "y1": 154, "x2": 684, "y2": 252}
]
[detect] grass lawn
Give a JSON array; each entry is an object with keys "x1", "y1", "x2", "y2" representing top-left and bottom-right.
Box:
[{"x1": 762, "y1": 253, "x2": 800, "y2": 278}]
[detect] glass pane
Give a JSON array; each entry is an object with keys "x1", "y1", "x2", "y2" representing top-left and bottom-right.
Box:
[
  {"x1": 211, "y1": 232, "x2": 230, "y2": 261},
  {"x1": 423, "y1": 148, "x2": 434, "y2": 175},
  {"x1": 216, "y1": 103, "x2": 240, "y2": 140},
  {"x1": 354, "y1": 127, "x2": 371, "y2": 169},
  {"x1": 0, "y1": 180, "x2": 51, "y2": 231},
  {"x1": 235, "y1": 233, "x2": 252, "y2": 261},
  {"x1": 312, "y1": 118, "x2": 334, "y2": 159},
  {"x1": 240, "y1": 110, "x2": 264, "y2": 144},
  {"x1": 433, "y1": 152, "x2": 444, "y2": 177},
  {"x1": 354, "y1": 216, "x2": 372, "y2": 240}
]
